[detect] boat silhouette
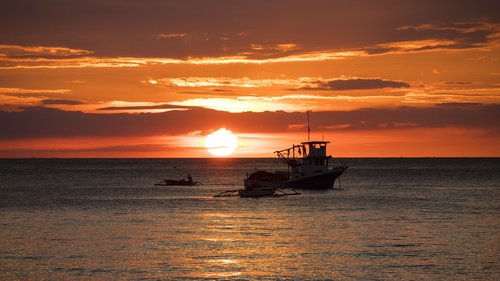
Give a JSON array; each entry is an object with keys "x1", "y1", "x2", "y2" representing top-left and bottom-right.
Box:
[{"x1": 245, "y1": 111, "x2": 347, "y2": 190}]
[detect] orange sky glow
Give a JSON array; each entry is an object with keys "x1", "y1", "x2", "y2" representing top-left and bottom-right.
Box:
[{"x1": 0, "y1": 1, "x2": 499, "y2": 157}]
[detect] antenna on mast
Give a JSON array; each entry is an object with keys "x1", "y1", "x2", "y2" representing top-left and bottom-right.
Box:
[{"x1": 307, "y1": 109, "x2": 311, "y2": 142}]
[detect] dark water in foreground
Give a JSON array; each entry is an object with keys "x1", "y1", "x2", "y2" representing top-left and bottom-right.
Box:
[{"x1": 0, "y1": 158, "x2": 499, "y2": 280}]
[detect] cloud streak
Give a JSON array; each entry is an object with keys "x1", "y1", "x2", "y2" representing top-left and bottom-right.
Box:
[
  {"x1": 301, "y1": 78, "x2": 410, "y2": 90},
  {"x1": 0, "y1": 50, "x2": 364, "y2": 69},
  {"x1": 41, "y1": 99, "x2": 83, "y2": 105},
  {"x1": 1, "y1": 19, "x2": 498, "y2": 69},
  {"x1": 2, "y1": 1, "x2": 498, "y2": 58},
  {"x1": 147, "y1": 77, "x2": 410, "y2": 90},
  {"x1": 0, "y1": 87, "x2": 70, "y2": 95},
  {"x1": 0, "y1": 44, "x2": 93, "y2": 59},
  {"x1": 156, "y1": 33, "x2": 189, "y2": 39},
  {"x1": 1, "y1": 104, "x2": 498, "y2": 140}
]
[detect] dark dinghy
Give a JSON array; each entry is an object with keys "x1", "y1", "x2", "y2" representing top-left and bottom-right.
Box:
[{"x1": 155, "y1": 174, "x2": 199, "y2": 186}]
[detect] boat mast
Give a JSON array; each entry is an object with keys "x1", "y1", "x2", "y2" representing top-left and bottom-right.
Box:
[{"x1": 307, "y1": 109, "x2": 311, "y2": 142}]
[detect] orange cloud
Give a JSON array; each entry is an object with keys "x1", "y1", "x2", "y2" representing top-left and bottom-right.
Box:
[
  {"x1": 96, "y1": 100, "x2": 189, "y2": 113},
  {"x1": 0, "y1": 87, "x2": 70, "y2": 95},
  {"x1": 376, "y1": 39, "x2": 458, "y2": 52},
  {"x1": 148, "y1": 77, "x2": 304, "y2": 88},
  {"x1": 1, "y1": 33, "x2": 496, "y2": 70},
  {"x1": 397, "y1": 22, "x2": 500, "y2": 34},
  {"x1": 0, "y1": 87, "x2": 73, "y2": 111},
  {"x1": 167, "y1": 93, "x2": 495, "y2": 113},
  {"x1": 0, "y1": 49, "x2": 365, "y2": 69},
  {"x1": 250, "y1": 43, "x2": 300, "y2": 52},
  {"x1": 147, "y1": 76, "x2": 410, "y2": 91},
  {"x1": 0, "y1": 44, "x2": 92, "y2": 58},
  {"x1": 156, "y1": 33, "x2": 189, "y2": 39},
  {"x1": 0, "y1": 56, "x2": 148, "y2": 69},
  {"x1": 168, "y1": 97, "x2": 295, "y2": 113}
]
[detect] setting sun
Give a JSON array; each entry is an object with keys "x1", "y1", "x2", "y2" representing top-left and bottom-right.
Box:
[{"x1": 204, "y1": 128, "x2": 238, "y2": 157}]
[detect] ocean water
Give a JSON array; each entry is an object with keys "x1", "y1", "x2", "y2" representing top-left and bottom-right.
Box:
[{"x1": 0, "y1": 158, "x2": 499, "y2": 280}]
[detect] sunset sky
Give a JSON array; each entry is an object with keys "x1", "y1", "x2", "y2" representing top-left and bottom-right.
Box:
[{"x1": 0, "y1": 0, "x2": 499, "y2": 157}]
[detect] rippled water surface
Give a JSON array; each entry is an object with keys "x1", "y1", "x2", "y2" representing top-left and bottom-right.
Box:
[{"x1": 1, "y1": 158, "x2": 499, "y2": 280}]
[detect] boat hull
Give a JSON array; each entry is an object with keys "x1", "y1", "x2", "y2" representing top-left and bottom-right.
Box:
[
  {"x1": 155, "y1": 179, "x2": 197, "y2": 186},
  {"x1": 238, "y1": 187, "x2": 276, "y2": 198},
  {"x1": 245, "y1": 166, "x2": 347, "y2": 190}
]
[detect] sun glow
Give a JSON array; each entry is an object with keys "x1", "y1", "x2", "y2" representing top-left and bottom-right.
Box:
[{"x1": 205, "y1": 128, "x2": 238, "y2": 156}]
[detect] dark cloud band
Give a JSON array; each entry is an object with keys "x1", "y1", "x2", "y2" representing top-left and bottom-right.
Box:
[
  {"x1": 1, "y1": 104, "x2": 498, "y2": 139},
  {"x1": 302, "y1": 78, "x2": 410, "y2": 90}
]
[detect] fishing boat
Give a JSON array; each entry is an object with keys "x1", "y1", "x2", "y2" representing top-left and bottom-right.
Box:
[{"x1": 244, "y1": 111, "x2": 348, "y2": 190}]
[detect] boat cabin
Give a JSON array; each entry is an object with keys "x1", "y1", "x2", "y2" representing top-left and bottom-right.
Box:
[
  {"x1": 275, "y1": 141, "x2": 333, "y2": 180},
  {"x1": 296, "y1": 141, "x2": 331, "y2": 178}
]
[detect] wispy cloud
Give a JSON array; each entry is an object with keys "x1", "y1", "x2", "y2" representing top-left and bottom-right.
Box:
[
  {"x1": 167, "y1": 87, "x2": 499, "y2": 112},
  {"x1": 167, "y1": 97, "x2": 292, "y2": 113},
  {"x1": 180, "y1": 50, "x2": 363, "y2": 64},
  {"x1": 300, "y1": 78, "x2": 410, "y2": 90},
  {"x1": 0, "y1": 49, "x2": 363, "y2": 69},
  {"x1": 0, "y1": 56, "x2": 149, "y2": 69},
  {"x1": 390, "y1": 21, "x2": 500, "y2": 51},
  {"x1": 146, "y1": 76, "x2": 410, "y2": 90},
  {"x1": 250, "y1": 43, "x2": 300, "y2": 52},
  {"x1": 0, "y1": 87, "x2": 71, "y2": 95},
  {"x1": 0, "y1": 20, "x2": 497, "y2": 70},
  {"x1": 0, "y1": 87, "x2": 73, "y2": 111},
  {"x1": 146, "y1": 77, "x2": 301, "y2": 88},
  {"x1": 396, "y1": 22, "x2": 499, "y2": 34},
  {"x1": 0, "y1": 44, "x2": 93, "y2": 58},
  {"x1": 41, "y1": 99, "x2": 83, "y2": 105},
  {"x1": 402, "y1": 91, "x2": 500, "y2": 105},
  {"x1": 168, "y1": 94, "x2": 404, "y2": 113},
  {"x1": 360, "y1": 21, "x2": 500, "y2": 55},
  {"x1": 156, "y1": 33, "x2": 189, "y2": 39},
  {"x1": 371, "y1": 39, "x2": 458, "y2": 53},
  {"x1": 97, "y1": 102, "x2": 188, "y2": 112}
]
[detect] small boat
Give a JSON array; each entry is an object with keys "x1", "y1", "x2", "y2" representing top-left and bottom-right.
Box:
[
  {"x1": 154, "y1": 179, "x2": 198, "y2": 186},
  {"x1": 155, "y1": 174, "x2": 199, "y2": 186}
]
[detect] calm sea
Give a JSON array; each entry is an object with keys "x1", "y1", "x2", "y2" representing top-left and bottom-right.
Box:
[{"x1": 0, "y1": 158, "x2": 499, "y2": 280}]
